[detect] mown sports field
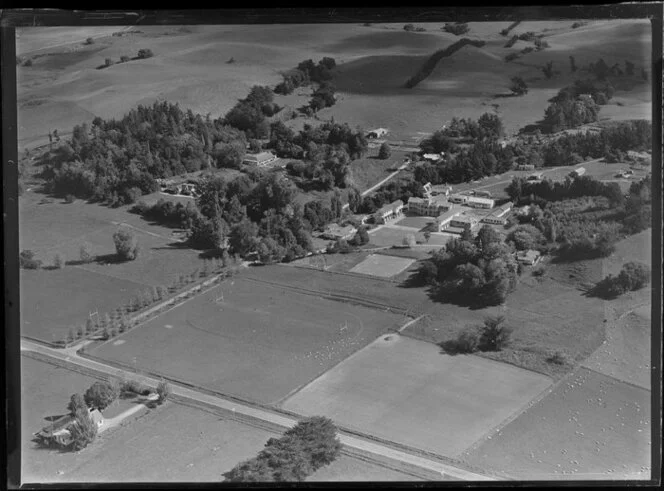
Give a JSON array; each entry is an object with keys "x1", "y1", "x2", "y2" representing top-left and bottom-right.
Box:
[
  {"x1": 281, "y1": 334, "x2": 552, "y2": 458},
  {"x1": 89, "y1": 276, "x2": 405, "y2": 405}
]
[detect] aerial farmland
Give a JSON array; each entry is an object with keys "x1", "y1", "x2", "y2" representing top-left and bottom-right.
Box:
[{"x1": 13, "y1": 9, "x2": 656, "y2": 486}]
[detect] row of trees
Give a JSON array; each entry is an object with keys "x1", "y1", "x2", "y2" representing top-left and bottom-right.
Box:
[{"x1": 224, "y1": 416, "x2": 342, "y2": 482}]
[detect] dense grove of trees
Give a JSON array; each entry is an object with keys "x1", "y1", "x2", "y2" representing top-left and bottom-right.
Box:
[
  {"x1": 224, "y1": 416, "x2": 342, "y2": 482},
  {"x1": 442, "y1": 23, "x2": 470, "y2": 35},
  {"x1": 224, "y1": 85, "x2": 280, "y2": 139},
  {"x1": 591, "y1": 261, "x2": 650, "y2": 298},
  {"x1": 417, "y1": 225, "x2": 519, "y2": 306},
  {"x1": 41, "y1": 101, "x2": 249, "y2": 205},
  {"x1": 275, "y1": 57, "x2": 337, "y2": 95},
  {"x1": 507, "y1": 173, "x2": 651, "y2": 261}
]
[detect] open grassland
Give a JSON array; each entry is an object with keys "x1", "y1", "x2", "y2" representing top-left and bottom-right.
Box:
[
  {"x1": 308, "y1": 454, "x2": 426, "y2": 482},
  {"x1": 282, "y1": 335, "x2": 552, "y2": 458},
  {"x1": 17, "y1": 21, "x2": 650, "y2": 152},
  {"x1": 20, "y1": 268, "x2": 150, "y2": 343},
  {"x1": 90, "y1": 276, "x2": 403, "y2": 405},
  {"x1": 349, "y1": 254, "x2": 415, "y2": 278},
  {"x1": 461, "y1": 367, "x2": 651, "y2": 480},
  {"x1": 349, "y1": 149, "x2": 409, "y2": 192}
]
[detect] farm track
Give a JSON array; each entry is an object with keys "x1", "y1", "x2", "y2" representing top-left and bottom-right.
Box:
[{"x1": 20, "y1": 342, "x2": 501, "y2": 481}]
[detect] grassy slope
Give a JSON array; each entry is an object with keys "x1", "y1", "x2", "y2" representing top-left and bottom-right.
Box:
[{"x1": 17, "y1": 21, "x2": 650, "y2": 151}]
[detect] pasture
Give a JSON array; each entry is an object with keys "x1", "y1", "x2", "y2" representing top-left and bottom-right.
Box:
[
  {"x1": 281, "y1": 334, "x2": 552, "y2": 458},
  {"x1": 367, "y1": 226, "x2": 419, "y2": 247},
  {"x1": 349, "y1": 254, "x2": 415, "y2": 278},
  {"x1": 349, "y1": 149, "x2": 409, "y2": 192},
  {"x1": 20, "y1": 268, "x2": 150, "y2": 343},
  {"x1": 461, "y1": 367, "x2": 651, "y2": 480},
  {"x1": 17, "y1": 21, "x2": 650, "y2": 153},
  {"x1": 89, "y1": 276, "x2": 404, "y2": 405}
]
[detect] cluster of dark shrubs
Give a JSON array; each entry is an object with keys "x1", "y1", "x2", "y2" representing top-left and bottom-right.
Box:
[
  {"x1": 591, "y1": 262, "x2": 650, "y2": 299},
  {"x1": 19, "y1": 250, "x2": 42, "y2": 269},
  {"x1": 275, "y1": 57, "x2": 336, "y2": 95},
  {"x1": 442, "y1": 23, "x2": 469, "y2": 35},
  {"x1": 403, "y1": 24, "x2": 426, "y2": 32},
  {"x1": 447, "y1": 316, "x2": 514, "y2": 354},
  {"x1": 224, "y1": 416, "x2": 342, "y2": 482}
]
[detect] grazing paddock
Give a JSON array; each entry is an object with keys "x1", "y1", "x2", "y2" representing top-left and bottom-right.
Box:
[
  {"x1": 461, "y1": 368, "x2": 651, "y2": 480},
  {"x1": 282, "y1": 335, "x2": 552, "y2": 458},
  {"x1": 403, "y1": 276, "x2": 606, "y2": 379},
  {"x1": 21, "y1": 268, "x2": 151, "y2": 343},
  {"x1": 581, "y1": 309, "x2": 651, "y2": 390},
  {"x1": 349, "y1": 254, "x2": 415, "y2": 278},
  {"x1": 90, "y1": 277, "x2": 403, "y2": 405}
]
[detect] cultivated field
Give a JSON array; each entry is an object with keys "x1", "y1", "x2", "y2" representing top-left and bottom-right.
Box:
[
  {"x1": 282, "y1": 334, "x2": 552, "y2": 458},
  {"x1": 90, "y1": 276, "x2": 404, "y2": 404},
  {"x1": 349, "y1": 254, "x2": 415, "y2": 278},
  {"x1": 461, "y1": 367, "x2": 651, "y2": 480}
]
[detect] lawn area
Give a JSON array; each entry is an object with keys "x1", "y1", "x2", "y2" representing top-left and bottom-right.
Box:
[
  {"x1": 460, "y1": 368, "x2": 651, "y2": 480},
  {"x1": 367, "y1": 226, "x2": 417, "y2": 247},
  {"x1": 89, "y1": 276, "x2": 404, "y2": 405},
  {"x1": 282, "y1": 334, "x2": 552, "y2": 458},
  {"x1": 394, "y1": 215, "x2": 435, "y2": 230},
  {"x1": 20, "y1": 268, "x2": 150, "y2": 343},
  {"x1": 349, "y1": 254, "x2": 415, "y2": 278},
  {"x1": 348, "y1": 149, "x2": 408, "y2": 192},
  {"x1": 308, "y1": 454, "x2": 424, "y2": 482}
]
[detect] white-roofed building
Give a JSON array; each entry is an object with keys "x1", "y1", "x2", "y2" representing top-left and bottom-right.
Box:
[{"x1": 467, "y1": 196, "x2": 495, "y2": 209}]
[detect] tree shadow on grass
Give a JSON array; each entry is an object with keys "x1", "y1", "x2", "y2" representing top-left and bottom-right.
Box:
[
  {"x1": 93, "y1": 253, "x2": 128, "y2": 265},
  {"x1": 150, "y1": 240, "x2": 191, "y2": 251},
  {"x1": 438, "y1": 340, "x2": 469, "y2": 356},
  {"x1": 43, "y1": 414, "x2": 68, "y2": 423}
]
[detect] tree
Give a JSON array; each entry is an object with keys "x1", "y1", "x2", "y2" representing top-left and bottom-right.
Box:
[
  {"x1": 84, "y1": 381, "x2": 120, "y2": 410},
  {"x1": 378, "y1": 142, "x2": 391, "y2": 160},
  {"x1": 69, "y1": 408, "x2": 97, "y2": 451},
  {"x1": 157, "y1": 381, "x2": 170, "y2": 403},
  {"x1": 113, "y1": 227, "x2": 140, "y2": 261},
  {"x1": 509, "y1": 76, "x2": 528, "y2": 96},
  {"x1": 479, "y1": 315, "x2": 513, "y2": 351},
  {"x1": 542, "y1": 61, "x2": 554, "y2": 79},
  {"x1": 79, "y1": 243, "x2": 94, "y2": 263},
  {"x1": 403, "y1": 24, "x2": 415, "y2": 32},
  {"x1": 402, "y1": 234, "x2": 416, "y2": 247},
  {"x1": 20, "y1": 249, "x2": 42, "y2": 269},
  {"x1": 569, "y1": 55, "x2": 577, "y2": 73},
  {"x1": 67, "y1": 393, "x2": 88, "y2": 415},
  {"x1": 618, "y1": 262, "x2": 650, "y2": 291},
  {"x1": 453, "y1": 327, "x2": 481, "y2": 353},
  {"x1": 85, "y1": 37, "x2": 95, "y2": 45},
  {"x1": 137, "y1": 48, "x2": 154, "y2": 59},
  {"x1": 104, "y1": 58, "x2": 113, "y2": 67},
  {"x1": 53, "y1": 253, "x2": 65, "y2": 269},
  {"x1": 120, "y1": 55, "x2": 130, "y2": 63},
  {"x1": 283, "y1": 416, "x2": 342, "y2": 471}
]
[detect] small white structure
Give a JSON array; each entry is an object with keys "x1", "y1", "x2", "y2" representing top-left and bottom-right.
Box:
[
  {"x1": 448, "y1": 194, "x2": 470, "y2": 205},
  {"x1": 435, "y1": 209, "x2": 464, "y2": 231},
  {"x1": 516, "y1": 249, "x2": 542, "y2": 266},
  {"x1": 481, "y1": 202, "x2": 513, "y2": 225},
  {"x1": 467, "y1": 196, "x2": 495, "y2": 209},
  {"x1": 423, "y1": 152, "x2": 445, "y2": 162},
  {"x1": 430, "y1": 184, "x2": 453, "y2": 197},
  {"x1": 322, "y1": 224, "x2": 357, "y2": 241},
  {"x1": 516, "y1": 164, "x2": 535, "y2": 171},
  {"x1": 366, "y1": 128, "x2": 389, "y2": 139},
  {"x1": 570, "y1": 167, "x2": 586, "y2": 178},
  {"x1": 373, "y1": 200, "x2": 404, "y2": 224},
  {"x1": 243, "y1": 151, "x2": 277, "y2": 166},
  {"x1": 447, "y1": 214, "x2": 480, "y2": 234}
]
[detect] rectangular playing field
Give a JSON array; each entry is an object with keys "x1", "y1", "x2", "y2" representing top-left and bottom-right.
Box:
[
  {"x1": 394, "y1": 216, "x2": 435, "y2": 230},
  {"x1": 349, "y1": 254, "x2": 415, "y2": 278},
  {"x1": 90, "y1": 276, "x2": 404, "y2": 405},
  {"x1": 460, "y1": 368, "x2": 651, "y2": 480},
  {"x1": 281, "y1": 335, "x2": 552, "y2": 458}
]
